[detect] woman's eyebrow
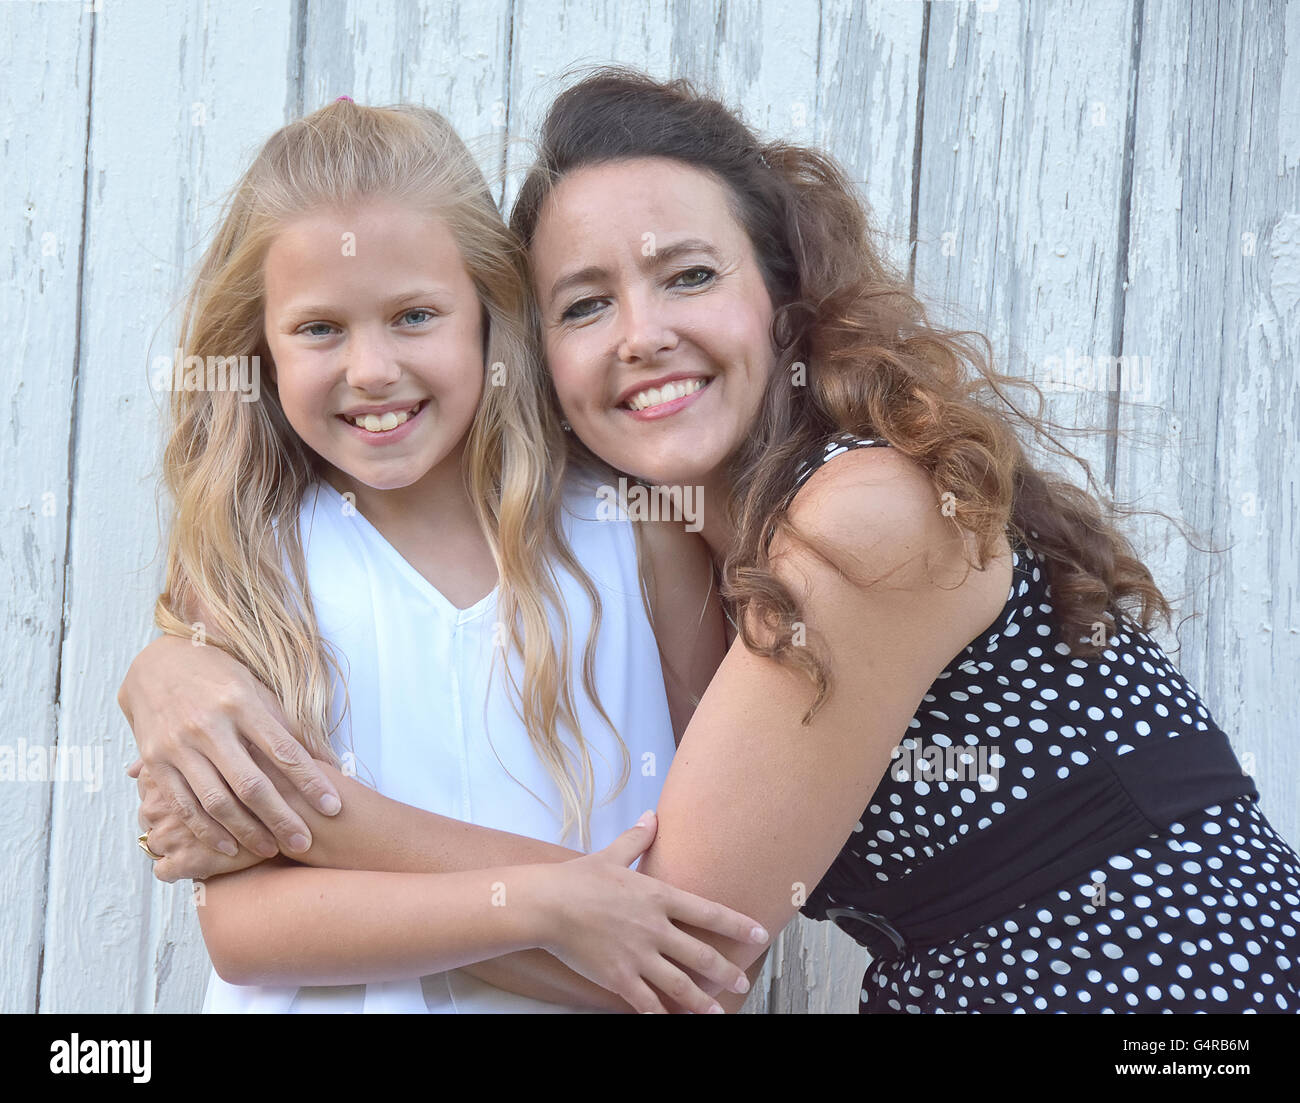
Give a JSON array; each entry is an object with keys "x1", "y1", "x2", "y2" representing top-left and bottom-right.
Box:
[{"x1": 545, "y1": 239, "x2": 723, "y2": 307}]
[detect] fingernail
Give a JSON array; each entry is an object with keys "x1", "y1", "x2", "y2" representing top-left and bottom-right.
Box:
[
  {"x1": 707, "y1": 1003, "x2": 724, "y2": 1014},
  {"x1": 217, "y1": 841, "x2": 238, "y2": 857},
  {"x1": 319, "y1": 793, "x2": 341, "y2": 815},
  {"x1": 732, "y1": 975, "x2": 750, "y2": 994},
  {"x1": 636, "y1": 809, "x2": 654, "y2": 827},
  {"x1": 288, "y1": 833, "x2": 310, "y2": 853},
  {"x1": 751, "y1": 926, "x2": 769, "y2": 943},
  {"x1": 256, "y1": 841, "x2": 280, "y2": 858}
]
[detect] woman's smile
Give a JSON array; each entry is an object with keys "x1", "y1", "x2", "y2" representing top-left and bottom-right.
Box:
[{"x1": 618, "y1": 375, "x2": 712, "y2": 419}]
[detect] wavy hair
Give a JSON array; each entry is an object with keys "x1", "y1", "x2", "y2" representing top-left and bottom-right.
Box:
[
  {"x1": 510, "y1": 67, "x2": 1179, "y2": 722},
  {"x1": 156, "y1": 99, "x2": 623, "y2": 847}
]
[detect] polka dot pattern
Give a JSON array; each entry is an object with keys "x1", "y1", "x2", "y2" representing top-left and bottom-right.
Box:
[{"x1": 792, "y1": 435, "x2": 1300, "y2": 1013}]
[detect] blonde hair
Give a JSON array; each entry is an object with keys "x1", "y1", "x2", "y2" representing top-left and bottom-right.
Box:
[{"x1": 156, "y1": 100, "x2": 624, "y2": 848}]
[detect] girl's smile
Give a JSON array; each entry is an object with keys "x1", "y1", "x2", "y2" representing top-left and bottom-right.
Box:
[{"x1": 338, "y1": 398, "x2": 429, "y2": 441}]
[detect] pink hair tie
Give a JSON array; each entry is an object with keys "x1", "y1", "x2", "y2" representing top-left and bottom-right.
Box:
[{"x1": 336, "y1": 95, "x2": 353, "y2": 102}]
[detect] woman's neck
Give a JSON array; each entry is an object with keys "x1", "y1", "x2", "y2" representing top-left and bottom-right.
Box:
[{"x1": 695, "y1": 472, "x2": 737, "y2": 570}]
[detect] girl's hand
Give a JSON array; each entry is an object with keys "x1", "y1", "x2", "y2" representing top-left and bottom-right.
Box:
[
  {"x1": 531, "y1": 811, "x2": 769, "y2": 1013},
  {"x1": 130, "y1": 758, "x2": 270, "y2": 883},
  {"x1": 116, "y1": 634, "x2": 341, "y2": 860}
]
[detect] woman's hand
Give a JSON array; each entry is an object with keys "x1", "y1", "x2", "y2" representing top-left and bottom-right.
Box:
[
  {"x1": 116, "y1": 634, "x2": 342, "y2": 860},
  {"x1": 131, "y1": 759, "x2": 270, "y2": 883},
  {"x1": 529, "y1": 811, "x2": 769, "y2": 1013}
]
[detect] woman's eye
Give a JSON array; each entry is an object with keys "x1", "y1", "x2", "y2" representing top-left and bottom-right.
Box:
[
  {"x1": 400, "y1": 308, "x2": 436, "y2": 326},
  {"x1": 560, "y1": 298, "x2": 603, "y2": 322},
  {"x1": 299, "y1": 322, "x2": 336, "y2": 338},
  {"x1": 674, "y1": 266, "x2": 716, "y2": 288}
]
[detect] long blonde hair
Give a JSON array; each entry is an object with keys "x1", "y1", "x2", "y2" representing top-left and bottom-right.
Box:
[{"x1": 156, "y1": 100, "x2": 624, "y2": 848}]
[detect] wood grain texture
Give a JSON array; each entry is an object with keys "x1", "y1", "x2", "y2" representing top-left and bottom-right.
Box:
[
  {"x1": 4, "y1": 0, "x2": 1295, "y2": 1015},
  {"x1": 0, "y1": 0, "x2": 92, "y2": 1015}
]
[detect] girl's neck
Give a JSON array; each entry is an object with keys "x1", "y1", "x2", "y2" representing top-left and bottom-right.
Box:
[{"x1": 323, "y1": 439, "x2": 478, "y2": 538}]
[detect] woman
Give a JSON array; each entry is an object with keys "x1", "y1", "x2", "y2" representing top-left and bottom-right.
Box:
[{"x1": 121, "y1": 68, "x2": 1300, "y2": 1012}]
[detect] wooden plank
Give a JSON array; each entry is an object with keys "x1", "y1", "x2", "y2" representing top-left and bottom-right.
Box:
[
  {"x1": 1116, "y1": 0, "x2": 1300, "y2": 849},
  {"x1": 913, "y1": 0, "x2": 1137, "y2": 500},
  {"x1": 299, "y1": 0, "x2": 513, "y2": 174},
  {"x1": 817, "y1": 0, "x2": 926, "y2": 273},
  {"x1": 502, "y1": 0, "x2": 676, "y2": 209},
  {"x1": 38, "y1": 0, "x2": 297, "y2": 1013},
  {"x1": 0, "y1": 0, "x2": 93, "y2": 1015}
]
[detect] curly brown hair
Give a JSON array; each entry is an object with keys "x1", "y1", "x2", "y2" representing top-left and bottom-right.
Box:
[{"x1": 510, "y1": 66, "x2": 1179, "y2": 722}]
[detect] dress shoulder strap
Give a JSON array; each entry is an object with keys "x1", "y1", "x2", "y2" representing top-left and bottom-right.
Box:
[{"x1": 790, "y1": 432, "x2": 892, "y2": 501}]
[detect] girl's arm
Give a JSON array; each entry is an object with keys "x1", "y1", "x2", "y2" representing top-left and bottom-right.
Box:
[
  {"x1": 197, "y1": 811, "x2": 766, "y2": 1013},
  {"x1": 634, "y1": 447, "x2": 1016, "y2": 1010}
]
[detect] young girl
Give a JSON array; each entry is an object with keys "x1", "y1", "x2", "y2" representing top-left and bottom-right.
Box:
[{"x1": 133, "y1": 97, "x2": 766, "y2": 1014}]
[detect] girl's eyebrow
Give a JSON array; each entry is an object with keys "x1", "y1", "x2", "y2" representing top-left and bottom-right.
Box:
[
  {"x1": 545, "y1": 238, "x2": 723, "y2": 307},
  {"x1": 277, "y1": 288, "x2": 454, "y2": 319}
]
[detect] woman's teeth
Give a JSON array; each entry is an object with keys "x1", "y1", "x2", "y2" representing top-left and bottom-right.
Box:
[
  {"x1": 344, "y1": 402, "x2": 422, "y2": 433},
  {"x1": 624, "y1": 377, "x2": 706, "y2": 412}
]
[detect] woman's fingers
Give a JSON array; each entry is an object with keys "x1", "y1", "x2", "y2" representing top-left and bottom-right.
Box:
[
  {"x1": 245, "y1": 680, "x2": 342, "y2": 817},
  {"x1": 151, "y1": 758, "x2": 272, "y2": 858},
  {"x1": 199, "y1": 738, "x2": 312, "y2": 856},
  {"x1": 667, "y1": 887, "x2": 769, "y2": 947}
]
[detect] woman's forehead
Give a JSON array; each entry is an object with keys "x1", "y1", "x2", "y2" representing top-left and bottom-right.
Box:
[{"x1": 529, "y1": 159, "x2": 743, "y2": 267}]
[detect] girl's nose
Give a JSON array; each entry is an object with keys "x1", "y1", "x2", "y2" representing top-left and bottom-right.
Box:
[
  {"x1": 617, "y1": 291, "x2": 678, "y2": 364},
  {"x1": 344, "y1": 329, "x2": 402, "y2": 391}
]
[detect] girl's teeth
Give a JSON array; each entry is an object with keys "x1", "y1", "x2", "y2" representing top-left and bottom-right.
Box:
[
  {"x1": 627, "y1": 378, "x2": 705, "y2": 411},
  {"x1": 350, "y1": 404, "x2": 418, "y2": 432}
]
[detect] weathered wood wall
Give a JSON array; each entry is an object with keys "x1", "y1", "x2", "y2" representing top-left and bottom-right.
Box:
[{"x1": 3, "y1": 0, "x2": 1296, "y2": 1014}]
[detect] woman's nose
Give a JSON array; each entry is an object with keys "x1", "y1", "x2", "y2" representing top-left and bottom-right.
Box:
[{"x1": 617, "y1": 290, "x2": 678, "y2": 364}]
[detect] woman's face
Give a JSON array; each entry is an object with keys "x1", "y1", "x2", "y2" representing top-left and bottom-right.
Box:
[
  {"x1": 262, "y1": 198, "x2": 484, "y2": 498},
  {"x1": 529, "y1": 157, "x2": 778, "y2": 488}
]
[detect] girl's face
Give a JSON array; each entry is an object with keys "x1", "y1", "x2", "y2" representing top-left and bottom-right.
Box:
[
  {"x1": 529, "y1": 157, "x2": 778, "y2": 488},
  {"x1": 263, "y1": 198, "x2": 484, "y2": 496}
]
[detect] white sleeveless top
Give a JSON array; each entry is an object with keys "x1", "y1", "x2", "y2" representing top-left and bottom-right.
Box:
[{"x1": 202, "y1": 472, "x2": 677, "y2": 1013}]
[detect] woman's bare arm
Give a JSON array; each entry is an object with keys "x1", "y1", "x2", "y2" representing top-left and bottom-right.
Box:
[{"x1": 635, "y1": 448, "x2": 1014, "y2": 1010}]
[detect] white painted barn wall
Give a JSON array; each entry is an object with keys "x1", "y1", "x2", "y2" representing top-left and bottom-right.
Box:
[{"x1": 2, "y1": 0, "x2": 1296, "y2": 1014}]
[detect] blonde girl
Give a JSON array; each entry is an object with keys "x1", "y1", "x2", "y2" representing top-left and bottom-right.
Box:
[{"x1": 124, "y1": 98, "x2": 765, "y2": 1014}]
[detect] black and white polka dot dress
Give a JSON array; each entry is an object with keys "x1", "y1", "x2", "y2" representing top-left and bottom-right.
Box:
[{"x1": 794, "y1": 434, "x2": 1300, "y2": 1013}]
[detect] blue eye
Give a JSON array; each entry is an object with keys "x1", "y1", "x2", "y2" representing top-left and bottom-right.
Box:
[
  {"x1": 401, "y1": 308, "x2": 436, "y2": 325},
  {"x1": 299, "y1": 322, "x2": 336, "y2": 337}
]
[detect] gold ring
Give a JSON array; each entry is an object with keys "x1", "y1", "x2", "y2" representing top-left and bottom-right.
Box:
[{"x1": 137, "y1": 831, "x2": 163, "y2": 861}]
